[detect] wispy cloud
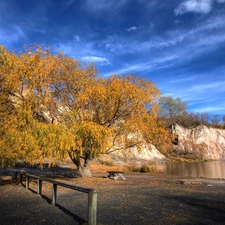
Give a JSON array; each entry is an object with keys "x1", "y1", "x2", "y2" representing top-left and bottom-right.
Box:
[
  {"x1": 158, "y1": 15, "x2": 225, "y2": 48},
  {"x1": 82, "y1": 0, "x2": 128, "y2": 14},
  {"x1": 54, "y1": 36, "x2": 111, "y2": 65},
  {"x1": 81, "y1": 56, "x2": 111, "y2": 65},
  {"x1": 103, "y1": 54, "x2": 180, "y2": 76},
  {"x1": 54, "y1": 36, "x2": 94, "y2": 57},
  {"x1": 188, "y1": 81, "x2": 225, "y2": 93},
  {"x1": 159, "y1": 71, "x2": 225, "y2": 114},
  {"x1": 1, "y1": 0, "x2": 224, "y2": 115},
  {"x1": 100, "y1": 14, "x2": 225, "y2": 77},
  {"x1": 0, "y1": 26, "x2": 26, "y2": 47},
  {"x1": 98, "y1": 14, "x2": 225, "y2": 62},
  {"x1": 62, "y1": 0, "x2": 75, "y2": 8},
  {"x1": 127, "y1": 26, "x2": 140, "y2": 32},
  {"x1": 161, "y1": 89, "x2": 225, "y2": 114},
  {"x1": 193, "y1": 106, "x2": 225, "y2": 113}
]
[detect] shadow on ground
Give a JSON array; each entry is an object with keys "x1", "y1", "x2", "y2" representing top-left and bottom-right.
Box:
[{"x1": 162, "y1": 194, "x2": 225, "y2": 224}]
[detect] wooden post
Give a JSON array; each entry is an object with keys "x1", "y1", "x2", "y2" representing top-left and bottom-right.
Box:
[
  {"x1": 52, "y1": 184, "x2": 57, "y2": 206},
  {"x1": 14, "y1": 171, "x2": 98, "y2": 224},
  {"x1": 14, "y1": 172, "x2": 18, "y2": 182},
  {"x1": 37, "y1": 179, "x2": 42, "y2": 195},
  {"x1": 26, "y1": 176, "x2": 29, "y2": 189},
  {"x1": 20, "y1": 174, "x2": 23, "y2": 184},
  {"x1": 88, "y1": 190, "x2": 97, "y2": 225}
]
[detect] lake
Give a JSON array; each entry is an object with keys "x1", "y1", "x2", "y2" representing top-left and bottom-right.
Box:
[{"x1": 155, "y1": 160, "x2": 225, "y2": 179}]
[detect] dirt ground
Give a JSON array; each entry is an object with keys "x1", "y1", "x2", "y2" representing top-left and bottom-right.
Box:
[{"x1": 1, "y1": 165, "x2": 225, "y2": 225}]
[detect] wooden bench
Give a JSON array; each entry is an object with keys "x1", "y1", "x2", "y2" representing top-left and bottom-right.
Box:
[{"x1": 107, "y1": 171, "x2": 126, "y2": 180}]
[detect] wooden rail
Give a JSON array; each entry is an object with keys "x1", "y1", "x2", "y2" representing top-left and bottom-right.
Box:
[{"x1": 15, "y1": 171, "x2": 97, "y2": 225}]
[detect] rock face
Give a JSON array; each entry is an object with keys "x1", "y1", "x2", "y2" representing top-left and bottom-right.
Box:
[
  {"x1": 170, "y1": 124, "x2": 225, "y2": 160},
  {"x1": 106, "y1": 144, "x2": 166, "y2": 163},
  {"x1": 105, "y1": 124, "x2": 225, "y2": 163}
]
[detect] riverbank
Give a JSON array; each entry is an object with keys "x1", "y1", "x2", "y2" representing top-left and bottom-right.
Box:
[{"x1": 1, "y1": 167, "x2": 225, "y2": 225}]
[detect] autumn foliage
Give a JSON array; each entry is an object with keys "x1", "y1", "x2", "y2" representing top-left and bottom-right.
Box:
[{"x1": 0, "y1": 44, "x2": 172, "y2": 177}]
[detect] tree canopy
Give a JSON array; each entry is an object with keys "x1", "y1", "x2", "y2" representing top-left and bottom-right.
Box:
[
  {"x1": 0, "y1": 44, "x2": 172, "y2": 177},
  {"x1": 159, "y1": 96, "x2": 187, "y2": 124},
  {"x1": 159, "y1": 95, "x2": 225, "y2": 129}
]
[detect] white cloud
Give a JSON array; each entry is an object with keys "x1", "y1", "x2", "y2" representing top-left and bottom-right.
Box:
[
  {"x1": 81, "y1": 56, "x2": 111, "y2": 65},
  {"x1": 174, "y1": 0, "x2": 225, "y2": 15},
  {"x1": 127, "y1": 26, "x2": 139, "y2": 32},
  {"x1": 175, "y1": 0, "x2": 212, "y2": 15}
]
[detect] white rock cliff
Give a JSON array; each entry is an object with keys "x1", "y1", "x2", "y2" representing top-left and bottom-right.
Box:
[
  {"x1": 109, "y1": 143, "x2": 166, "y2": 162},
  {"x1": 170, "y1": 124, "x2": 225, "y2": 160}
]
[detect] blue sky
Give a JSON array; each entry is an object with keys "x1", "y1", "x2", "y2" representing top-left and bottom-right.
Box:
[{"x1": 1, "y1": 0, "x2": 225, "y2": 115}]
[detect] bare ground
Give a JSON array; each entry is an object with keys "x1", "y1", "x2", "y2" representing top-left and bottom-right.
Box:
[{"x1": 1, "y1": 165, "x2": 225, "y2": 225}]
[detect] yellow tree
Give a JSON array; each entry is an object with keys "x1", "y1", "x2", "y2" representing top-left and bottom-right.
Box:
[
  {"x1": 0, "y1": 44, "x2": 74, "y2": 166},
  {"x1": 0, "y1": 44, "x2": 172, "y2": 177},
  {"x1": 83, "y1": 75, "x2": 173, "y2": 154},
  {"x1": 0, "y1": 45, "x2": 111, "y2": 177}
]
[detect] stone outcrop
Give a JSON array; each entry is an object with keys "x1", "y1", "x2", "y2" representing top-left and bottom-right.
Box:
[
  {"x1": 102, "y1": 124, "x2": 225, "y2": 163},
  {"x1": 109, "y1": 144, "x2": 166, "y2": 162},
  {"x1": 99, "y1": 143, "x2": 166, "y2": 164},
  {"x1": 170, "y1": 124, "x2": 225, "y2": 160}
]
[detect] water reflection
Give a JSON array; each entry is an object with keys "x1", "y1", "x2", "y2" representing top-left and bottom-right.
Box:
[{"x1": 155, "y1": 160, "x2": 225, "y2": 179}]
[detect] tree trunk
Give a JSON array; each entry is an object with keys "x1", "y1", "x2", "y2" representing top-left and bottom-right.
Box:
[
  {"x1": 68, "y1": 149, "x2": 93, "y2": 178},
  {"x1": 78, "y1": 163, "x2": 93, "y2": 178}
]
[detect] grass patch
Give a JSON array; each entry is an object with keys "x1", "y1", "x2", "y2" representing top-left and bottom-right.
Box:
[
  {"x1": 98, "y1": 159, "x2": 115, "y2": 166},
  {"x1": 129, "y1": 164, "x2": 163, "y2": 173}
]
